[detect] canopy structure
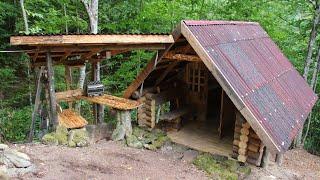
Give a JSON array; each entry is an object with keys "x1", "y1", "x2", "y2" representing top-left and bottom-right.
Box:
[
  {"x1": 9, "y1": 33, "x2": 174, "y2": 131},
  {"x1": 10, "y1": 33, "x2": 174, "y2": 67},
  {"x1": 124, "y1": 20, "x2": 318, "y2": 153}
]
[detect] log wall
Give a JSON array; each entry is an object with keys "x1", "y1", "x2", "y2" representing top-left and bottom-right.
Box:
[{"x1": 232, "y1": 112, "x2": 264, "y2": 166}]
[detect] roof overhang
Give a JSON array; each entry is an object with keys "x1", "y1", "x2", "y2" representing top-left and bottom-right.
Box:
[{"x1": 10, "y1": 34, "x2": 174, "y2": 66}]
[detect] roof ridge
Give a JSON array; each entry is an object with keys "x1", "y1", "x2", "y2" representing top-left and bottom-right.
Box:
[{"x1": 183, "y1": 20, "x2": 259, "y2": 26}]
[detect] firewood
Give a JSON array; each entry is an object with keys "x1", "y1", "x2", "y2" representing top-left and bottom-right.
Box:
[
  {"x1": 240, "y1": 134, "x2": 249, "y2": 142},
  {"x1": 242, "y1": 122, "x2": 251, "y2": 129},
  {"x1": 239, "y1": 141, "x2": 248, "y2": 149},
  {"x1": 233, "y1": 139, "x2": 240, "y2": 146},
  {"x1": 238, "y1": 155, "x2": 247, "y2": 162},
  {"x1": 238, "y1": 148, "x2": 247, "y2": 155},
  {"x1": 234, "y1": 132, "x2": 240, "y2": 140},
  {"x1": 240, "y1": 128, "x2": 250, "y2": 135}
]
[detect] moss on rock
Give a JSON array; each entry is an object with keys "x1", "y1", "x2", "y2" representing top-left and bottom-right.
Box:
[
  {"x1": 193, "y1": 153, "x2": 251, "y2": 179},
  {"x1": 126, "y1": 135, "x2": 143, "y2": 149},
  {"x1": 41, "y1": 133, "x2": 58, "y2": 146}
]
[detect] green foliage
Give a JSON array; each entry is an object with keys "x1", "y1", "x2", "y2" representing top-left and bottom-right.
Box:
[{"x1": 0, "y1": 107, "x2": 32, "y2": 142}]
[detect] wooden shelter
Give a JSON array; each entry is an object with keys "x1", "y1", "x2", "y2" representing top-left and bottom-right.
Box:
[
  {"x1": 10, "y1": 33, "x2": 174, "y2": 137},
  {"x1": 124, "y1": 20, "x2": 318, "y2": 166}
]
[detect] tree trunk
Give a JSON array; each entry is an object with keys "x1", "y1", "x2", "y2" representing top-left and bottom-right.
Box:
[
  {"x1": 81, "y1": 0, "x2": 99, "y2": 34},
  {"x1": 46, "y1": 52, "x2": 58, "y2": 130},
  {"x1": 75, "y1": 65, "x2": 86, "y2": 112},
  {"x1": 295, "y1": 4, "x2": 320, "y2": 147},
  {"x1": 19, "y1": 0, "x2": 29, "y2": 34},
  {"x1": 302, "y1": 47, "x2": 320, "y2": 144},
  {"x1": 303, "y1": 4, "x2": 320, "y2": 80}
]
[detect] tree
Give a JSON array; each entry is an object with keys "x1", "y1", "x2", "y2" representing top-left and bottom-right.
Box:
[{"x1": 295, "y1": 1, "x2": 320, "y2": 147}]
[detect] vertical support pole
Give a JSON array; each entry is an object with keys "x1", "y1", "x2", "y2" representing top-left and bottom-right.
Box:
[
  {"x1": 28, "y1": 66, "x2": 44, "y2": 142},
  {"x1": 65, "y1": 65, "x2": 73, "y2": 109},
  {"x1": 261, "y1": 147, "x2": 270, "y2": 168},
  {"x1": 275, "y1": 153, "x2": 283, "y2": 166},
  {"x1": 46, "y1": 51, "x2": 58, "y2": 130},
  {"x1": 92, "y1": 61, "x2": 104, "y2": 124}
]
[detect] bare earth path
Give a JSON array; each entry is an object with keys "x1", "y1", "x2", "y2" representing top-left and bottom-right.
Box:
[
  {"x1": 14, "y1": 141, "x2": 208, "y2": 180},
  {"x1": 10, "y1": 141, "x2": 320, "y2": 180}
]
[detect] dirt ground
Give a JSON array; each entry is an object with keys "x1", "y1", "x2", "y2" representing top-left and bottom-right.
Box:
[{"x1": 11, "y1": 141, "x2": 320, "y2": 180}]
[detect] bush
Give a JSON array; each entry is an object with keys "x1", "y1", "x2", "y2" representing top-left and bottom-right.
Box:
[{"x1": 0, "y1": 106, "x2": 32, "y2": 142}]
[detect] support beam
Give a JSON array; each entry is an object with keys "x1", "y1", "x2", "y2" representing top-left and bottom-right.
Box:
[
  {"x1": 46, "y1": 51, "x2": 58, "y2": 130},
  {"x1": 275, "y1": 153, "x2": 284, "y2": 166},
  {"x1": 164, "y1": 53, "x2": 201, "y2": 62},
  {"x1": 92, "y1": 62, "x2": 104, "y2": 124},
  {"x1": 65, "y1": 65, "x2": 73, "y2": 108},
  {"x1": 261, "y1": 147, "x2": 270, "y2": 168},
  {"x1": 155, "y1": 61, "x2": 179, "y2": 86},
  {"x1": 28, "y1": 66, "x2": 44, "y2": 142}
]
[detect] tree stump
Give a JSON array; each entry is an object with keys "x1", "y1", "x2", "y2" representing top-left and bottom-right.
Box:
[{"x1": 112, "y1": 110, "x2": 132, "y2": 141}]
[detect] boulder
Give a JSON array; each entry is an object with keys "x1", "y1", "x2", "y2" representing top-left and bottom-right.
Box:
[
  {"x1": 126, "y1": 135, "x2": 143, "y2": 149},
  {"x1": 0, "y1": 144, "x2": 8, "y2": 151},
  {"x1": 70, "y1": 128, "x2": 89, "y2": 147},
  {"x1": 111, "y1": 124, "x2": 125, "y2": 141},
  {"x1": 3, "y1": 152, "x2": 31, "y2": 168},
  {"x1": 182, "y1": 150, "x2": 199, "y2": 162},
  {"x1": 41, "y1": 133, "x2": 58, "y2": 146}
]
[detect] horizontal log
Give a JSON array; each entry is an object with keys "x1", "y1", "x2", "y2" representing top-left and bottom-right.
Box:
[
  {"x1": 235, "y1": 126, "x2": 241, "y2": 133},
  {"x1": 145, "y1": 89, "x2": 183, "y2": 106},
  {"x1": 234, "y1": 132, "x2": 240, "y2": 140},
  {"x1": 247, "y1": 150, "x2": 260, "y2": 159},
  {"x1": 248, "y1": 138, "x2": 261, "y2": 147},
  {"x1": 242, "y1": 122, "x2": 251, "y2": 129},
  {"x1": 56, "y1": 89, "x2": 84, "y2": 102},
  {"x1": 239, "y1": 142, "x2": 247, "y2": 149},
  {"x1": 240, "y1": 134, "x2": 249, "y2": 142},
  {"x1": 248, "y1": 144, "x2": 260, "y2": 153},
  {"x1": 238, "y1": 155, "x2": 247, "y2": 162},
  {"x1": 238, "y1": 148, "x2": 247, "y2": 155},
  {"x1": 233, "y1": 139, "x2": 240, "y2": 146},
  {"x1": 240, "y1": 128, "x2": 250, "y2": 135}
]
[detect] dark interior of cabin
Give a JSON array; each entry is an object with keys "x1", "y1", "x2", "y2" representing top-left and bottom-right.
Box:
[{"x1": 132, "y1": 36, "x2": 239, "y2": 155}]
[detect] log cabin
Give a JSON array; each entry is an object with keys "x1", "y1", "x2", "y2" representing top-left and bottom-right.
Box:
[
  {"x1": 9, "y1": 20, "x2": 318, "y2": 167},
  {"x1": 124, "y1": 20, "x2": 318, "y2": 166}
]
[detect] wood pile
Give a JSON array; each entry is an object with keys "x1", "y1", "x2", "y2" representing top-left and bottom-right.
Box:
[
  {"x1": 232, "y1": 112, "x2": 264, "y2": 166},
  {"x1": 137, "y1": 95, "x2": 156, "y2": 128}
]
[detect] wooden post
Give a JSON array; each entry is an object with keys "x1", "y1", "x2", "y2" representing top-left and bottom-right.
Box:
[
  {"x1": 92, "y1": 62, "x2": 104, "y2": 124},
  {"x1": 275, "y1": 153, "x2": 283, "y2": 166},
  {"x1": 46, "y1": 51, "x2": 58, "y2": 130},
  {"x1": 65, "y1": 65, "x2": 73, "y2": 109},
  {"x1": 261, "y1": 147, "x2": 270, "y2": 168},
  {"x1": 28, "y1": 66, "x2": 44, "y2": 142}
]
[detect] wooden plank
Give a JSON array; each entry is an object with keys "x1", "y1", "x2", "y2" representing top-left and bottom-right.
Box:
[
  {"x1": 10, "y1": 34, "x2": 174, "y2": 45},
  {"x1": 46, "y1": 51, "x2": 58, "y2": 129},
  {"x1": 80, "y1": 94, "x2": 141, "y2": 110},
  {"x1": 159, "y1": 107, "x2": 190, "y2": 121},
  {"x1": 58, "y1": 109, "x2": 88, "y2": 129},
  {"x1": 163, "y1": 53, "x2": 201, "y2": 62},
  {"x1": 181, "y1": 21, "x2": 280, "y2": 153},
  {"x1": 56, "y1": 89, "x2": 84, "y2": 102},
  {"x1": 123, "y1": 25, "x2": 182, "y2": 99}
]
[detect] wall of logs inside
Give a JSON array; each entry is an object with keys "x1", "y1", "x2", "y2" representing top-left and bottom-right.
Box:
[{"x1": 232, "y1": 112, "x2": 265, "y2": 166}]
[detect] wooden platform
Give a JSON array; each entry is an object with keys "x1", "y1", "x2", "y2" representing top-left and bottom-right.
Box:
[
  {"x1": 167, "y1": 121, "x2": 233, "y2": 157},
  {"x1": 80, "y1": 94, "x2": 141, "y2": 110},
  {"x1": 58, "y1": 109, "x2": 88, "y2": 129}
]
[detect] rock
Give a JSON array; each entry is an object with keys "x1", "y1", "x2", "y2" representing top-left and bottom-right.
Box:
[
  {"x1": 0, "y1": 170, "x2": 9, "y2": 180},
  {"x1": 144, "y1": 144, "x2": 157, "y2": 151},
  {"x1": 6, "y1": 150, "x2": 30, "y2": 161},
  {"x1": 0, "y1": 144, "x2": 8, "y2": 151},
  {"x1": 54, "y1": 126, "x2": 68, "y2": 145},
  {"x1": 41, "y1": 133, "x2": 58, "y2": 146},
  {"x1": 258, "y1": 175, "x2": 276, "y2": 180},
  {"x1": 71, "y1": 128, "x2": 89, "y2": 147},
  {"x1": 6, "y1": 165, "x2": 35, "y2": 177},
  {"x1": 182, "y1": 150, "x2": 199, "y2": 162},
  {"x1": 4, "y1": 152, "x2": 31, "y2": 168},
  {"x1": 126, "y1": 135, "x2": 143, "y2": 149},
  {"x1": 111, "y1": 124, "x2": 126, "y2": 141},
  {"x1": 87, "y1": 123, "x2": 114, "y2": 143}
]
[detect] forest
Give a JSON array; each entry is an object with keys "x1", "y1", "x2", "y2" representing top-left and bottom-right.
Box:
[{"x1": 0, "y1": 0, "x2": 319, "y2": 155}]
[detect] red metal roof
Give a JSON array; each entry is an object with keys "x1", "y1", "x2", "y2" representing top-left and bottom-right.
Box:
[{"x1": 184, "y1": 20, "x2": 318, "y2": 152}]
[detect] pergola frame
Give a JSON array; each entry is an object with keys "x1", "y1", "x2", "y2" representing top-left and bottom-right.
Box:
[{"x1": 10, "y1": 33, "x2": 174, "y2": 134}]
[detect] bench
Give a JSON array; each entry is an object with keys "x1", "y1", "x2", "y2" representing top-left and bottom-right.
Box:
[{"x1": 159, "y1": 107, "x2": 191, "y2": 131}]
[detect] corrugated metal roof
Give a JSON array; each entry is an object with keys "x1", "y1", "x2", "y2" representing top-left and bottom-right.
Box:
[{"x1": 184, "y1": 20, "x2": 318, "y2": 152}]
